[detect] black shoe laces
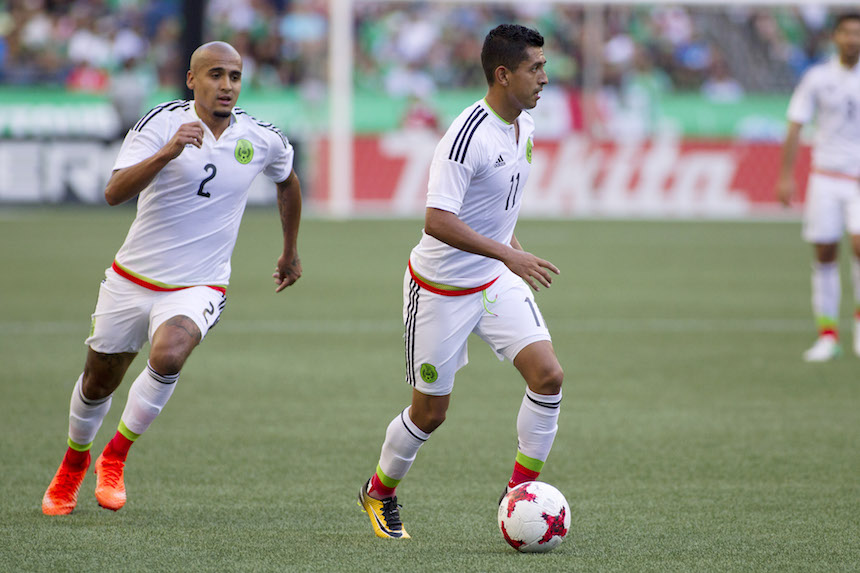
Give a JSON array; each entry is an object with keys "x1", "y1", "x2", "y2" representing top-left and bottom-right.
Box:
[{"x1": 381, "y1": 496, "x2": 403, "y2": 528}]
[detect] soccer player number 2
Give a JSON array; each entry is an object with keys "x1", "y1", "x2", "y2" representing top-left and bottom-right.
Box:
[{"x1": 197, "y1": 163, "x2": 217, "y2": 198}]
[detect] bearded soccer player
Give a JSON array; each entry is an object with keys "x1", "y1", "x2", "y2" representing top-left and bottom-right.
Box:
[
  {"x1": 358, "y1": 24, "x2": 562, "y2": 539},
  {"x1": 42, "y1": 41, "x2": 303, "y2": 515},
  {"x1": 776, "y1": 12, "x2": 860, "y2": 361}
]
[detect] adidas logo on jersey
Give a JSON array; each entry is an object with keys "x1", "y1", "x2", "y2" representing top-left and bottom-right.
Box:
[{"x1": 494, "y1": 155, "x2": 506, "y2": 168}]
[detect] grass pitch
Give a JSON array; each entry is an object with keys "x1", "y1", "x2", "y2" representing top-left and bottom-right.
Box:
[{"x1": 1, "y1": 208, "x2": 858, "y2": 572}]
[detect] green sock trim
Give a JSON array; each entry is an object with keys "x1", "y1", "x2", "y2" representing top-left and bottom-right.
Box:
[
  {"x1": 375, "y1": 465, "x2": 401, "y2": 489},
  {"x1": 67, "y1": 438, "x2": 92, "y2": 452},
  {"x1": 515, "y1": 451, "x2": 545, "y2": 473},
  {"x1": 118, "y1": 420, "x2": 141, "y2": 442},
  {"x1": 816, "y1": 316, "x2": 838, "y2": 329}
]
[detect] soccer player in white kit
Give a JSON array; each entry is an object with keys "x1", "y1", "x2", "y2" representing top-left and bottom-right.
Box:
[
  {"x1": 42, "y1": 42, "x2": 303, "y2": 515},
  {"x1": 777, "y1": 13, "x2": 860, "y2": 362},
  {"x1": 358, "y1": 25, "x2": 561, "y2": 539}
]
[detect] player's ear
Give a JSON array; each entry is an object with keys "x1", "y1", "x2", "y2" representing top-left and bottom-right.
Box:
[
  {"x1": 186, "y1": 70, "x2": 194, "y2": 91},
  {"x1": 495, "y1": 66, "x2": 509, "y2": 87}
]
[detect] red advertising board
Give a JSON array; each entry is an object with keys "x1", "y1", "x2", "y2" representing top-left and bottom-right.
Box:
[{"x1": 312, "y1": 132, "x2": 812, "y2": 217}]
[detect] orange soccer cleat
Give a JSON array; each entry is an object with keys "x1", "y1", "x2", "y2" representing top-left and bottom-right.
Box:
[
  {"x1": 42, "y1": 453, "x2": 90, "y2": 516},
  {"x1": 94, "y1": 453, "x2": 127, "y2": 511}
]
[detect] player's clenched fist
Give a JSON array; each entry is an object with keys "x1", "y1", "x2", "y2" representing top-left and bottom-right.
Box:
[
  {"x1": 775, "y1": 175, "x2": 795, "y2": 207},
  {"x1": 273, "y1": 252, "x2": 302, "y2": 292},
  {"x1": 162, "y1": 122, "x2": 205, "y2": 160}
]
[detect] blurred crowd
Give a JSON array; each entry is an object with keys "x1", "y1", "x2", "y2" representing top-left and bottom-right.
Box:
[
  {"x1": 355, "y1": 3, "x2": 838, "y2": 97},
  {"x1": 0, "y1": 0, "x2": 843, "y2": 98}
]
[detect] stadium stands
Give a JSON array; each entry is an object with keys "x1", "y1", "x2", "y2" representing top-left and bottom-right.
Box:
[{"x1": 0, "y1": 2, "x2": 838, "y2": 94}]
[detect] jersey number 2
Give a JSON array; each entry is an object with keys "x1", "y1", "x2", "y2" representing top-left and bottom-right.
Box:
[{"x1": 197, "y1": 163, "x2": 217, "y2": 198}]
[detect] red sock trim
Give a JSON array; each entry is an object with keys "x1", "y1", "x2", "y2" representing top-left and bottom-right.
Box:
[
  {"x1": 369, "y1": 473, "x2": 396, "y2": 498},
  {"x1": 63, "y1": 447, "x2": 90, "y2": 469},
  {"x1": 508, "y1": 462, "x2": 541, "y2": 489},
  {"x1": 105, "y1": 431, "x2": 134, "y2": 461},
  {"x1": 820, "y1": 328, "x2": 838, "y2": 340}
]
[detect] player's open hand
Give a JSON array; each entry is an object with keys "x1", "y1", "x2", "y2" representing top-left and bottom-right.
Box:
[
  {"x1": 273, "y1": 252, "x2": 302, "y2": 292},
  {"x1": 163, "y1": 122, "x2": 205, "y2": 160},
  {"x1": 503, "y1": 248, "x2": 559, "y2": 291}
]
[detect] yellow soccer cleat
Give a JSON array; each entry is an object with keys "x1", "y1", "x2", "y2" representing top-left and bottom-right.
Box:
[
  {"x1": 94, "y1": 453, "x2": 127, "y2": 511},
  {"x1": 42, "y1": 455, "x2": 90, "y2": 516},
  {"x1": 357, "y1": 479, "x2": 411, "y2": 539}
]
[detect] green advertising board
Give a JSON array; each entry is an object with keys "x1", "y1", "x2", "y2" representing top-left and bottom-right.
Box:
[{"x1": 0, "y1": 86, "x2": 789, "y2": 139}]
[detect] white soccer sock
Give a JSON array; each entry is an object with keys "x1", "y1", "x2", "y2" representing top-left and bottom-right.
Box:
[
  {"x1": 377, "y1": 407, "x2": 431, "y2": 483},
  {"x1": 68, "y1": 374, "x2": 112, "y2": 449},
  {"x1": 119, "y1": 361, "x2": 179, "y2": 436},
  {"x1": 812, "y1": 261, "x2": 840, "y2": 331},
  {"x1": 516, "y1": 388, "x2": 562, "y2": 463}
]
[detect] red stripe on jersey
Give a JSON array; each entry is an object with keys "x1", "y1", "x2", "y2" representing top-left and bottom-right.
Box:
[
  {"x1": 408, "y1": 260, "x2": 497, "y2": 296},
  {"x1": 111, "y1": 261, "x2": 227, "y2": 294}
]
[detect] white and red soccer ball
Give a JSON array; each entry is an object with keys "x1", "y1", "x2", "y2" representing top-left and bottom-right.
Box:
[{"x1": 498, "y1": 481, "x2": 571, "y2": 553}]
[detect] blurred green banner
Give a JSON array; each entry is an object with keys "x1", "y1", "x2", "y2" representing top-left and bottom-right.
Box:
[{"x1": 0, "y1": 87, "x2": 789, "y2": 139}]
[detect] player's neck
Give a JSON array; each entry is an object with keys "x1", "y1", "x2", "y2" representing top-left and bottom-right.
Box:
[
  {"x1": 839, "y1": 54, "x2": 859, "y2": 69},
  {"x1": 193, "y1": 102, "x2": 232, "y2": 140},
  {"x1": 484, "y1": 90, "x2": 521, "y2": 125}
]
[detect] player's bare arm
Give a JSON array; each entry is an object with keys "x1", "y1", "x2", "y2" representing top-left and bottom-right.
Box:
[
  {"x1": 273, "y1": 169, "x2": 303, "y2": 292},
  {"x1": 424, "y1": 207, "x2": 559, "y2": 291},
  {"x1": 104, "y1": 122, "x2": 205, "y2": 206},
  {"x1": 776, "y1": 121, "x2": 803, "y2": 207}
]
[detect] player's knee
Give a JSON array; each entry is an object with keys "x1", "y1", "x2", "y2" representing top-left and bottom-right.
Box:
[
  {"x1": 815, "y1": 244, "x2": 839, "y2": 263},
  {"x1": 147, "y1": 346, "x2": 187, "y2": 375},
  {"x1": 82, "y1": 351, "x2": 132, "y2": 399},
  {"x1": 412, "y1": 408, "x2": 446, "y2": 434},
  {"x1": 149, "y1": 319, "x2": 199, "y2": 374},
  {"x1": 530, "y1": 364, "x2": 564, "y2": 395},
  {"x1": 81, "y1": 370, "x2": 119, "y2": 401},
  {"x1": 420, "y1": 414, "x2": 446, "y2": 433}
]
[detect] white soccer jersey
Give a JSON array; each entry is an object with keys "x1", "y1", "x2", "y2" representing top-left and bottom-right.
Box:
[
  {"x1": 787, "y1": 57, "x2": 860, "y2": 176},
  {"x1": 409, "y1": 99, "x2": 535, "y2": 287},
  {"x1": 111, "y1": 100, "x2": 294, "y2": 288}
]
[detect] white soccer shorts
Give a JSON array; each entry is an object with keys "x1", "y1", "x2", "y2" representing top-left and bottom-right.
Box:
[
  {"x1": 402, "y1": 267, "x2": 552, "y2": 396},
  {"x1": 85, "y1": 267, "x2": 227, "y2": 354},
  {"x1": 802, "y1": 171, "x2": 860, "y2": 244}
]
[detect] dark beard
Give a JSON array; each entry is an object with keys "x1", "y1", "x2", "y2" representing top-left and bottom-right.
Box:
[{"x1": 214, "y1": 110, "x2": 232, "y2": 118}]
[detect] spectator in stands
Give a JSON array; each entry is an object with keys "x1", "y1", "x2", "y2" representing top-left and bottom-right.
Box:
[
  {"x1": 109, "y1": 56, "x2": 153, "y2": 135},
  {"x1": 701, "y1": 54, "x2": 745, "y2": 102},
  {"x1": 66, "y1": 60, "x2": 109, "y2": 92}
]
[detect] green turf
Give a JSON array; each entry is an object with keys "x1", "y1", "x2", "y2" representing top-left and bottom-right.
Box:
[{"x1": 1, "y1": 208, "x2": 858, "y2": 572}]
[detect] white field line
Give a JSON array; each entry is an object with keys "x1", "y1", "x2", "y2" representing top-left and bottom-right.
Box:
[{"x1": 0, "y1": 317, "x2": 813, "y2": 337}]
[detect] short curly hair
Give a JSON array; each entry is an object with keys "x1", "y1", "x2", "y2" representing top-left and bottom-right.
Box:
[{"x1": 481, "y1": 24, "x2": 545, "y2": 86}]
